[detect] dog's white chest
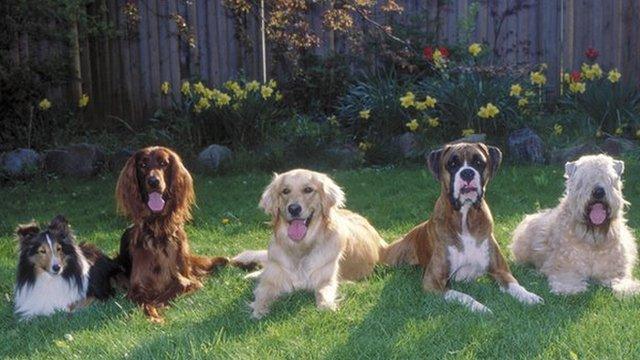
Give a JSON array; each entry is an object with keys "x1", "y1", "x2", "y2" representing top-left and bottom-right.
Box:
[
  {"x1": 448, "y1": 233, "x2": 490, "y2": 282},
  {"x1": 14, "y1": 273, "x2": 87, "y2": 319}
]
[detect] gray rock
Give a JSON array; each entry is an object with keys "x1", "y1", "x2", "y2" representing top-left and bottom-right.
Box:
[
  {"x1": 452, "y1": 133, "x2": 487, "y2": 144},
  {"x1": 600, "y1": 136, "x2": 638, "y2": 157},
  {"x1": 0, "y1": 148, "x2": 40, "y2": 178},
  {"x1": 550, "y1": 143, "x2": 600, "y2": 164},
  {"x1": 393, "y1": 132, "x2": 419, "y2": 158},
  {"x1": 43, "y1": 143, "x2": 106, "y2": 177},
  {"x1": 507, "y1": 127, "x2": 545, "y2": 164},
  {"x1": 109, "y1": 148, "x2": 135, "y2": 172},
  {"x1": 324, "y1": 145, "x2": 364, "y2": 168},
  {"x1": 197, "y1": 144, "x2": 232, "y2": 172}
]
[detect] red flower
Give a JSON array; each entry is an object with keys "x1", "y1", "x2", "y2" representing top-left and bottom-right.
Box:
[
  {"x1": 585, "y1": 47, "x2": 599, "y2": 60},
  {"x1": 438, "y1": 47, "x2": 450, "y2": 58},
  {"x1": 423, "y1": 46, "x2": 434, "y2": 60},
  {"x1": 570, "y1": 70, "x2": 581, "y2": 82}
]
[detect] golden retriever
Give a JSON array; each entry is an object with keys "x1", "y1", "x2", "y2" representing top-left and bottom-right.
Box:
[{"x1": 233, "y1": 169, "x2": 386, "y2": 319}]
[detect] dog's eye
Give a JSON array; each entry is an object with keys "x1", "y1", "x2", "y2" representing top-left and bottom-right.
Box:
[
  {"x1": 159, "y1": 160, "x2": 168, "y2": 167},
  {"x1": 282, "y1": 188, "x2": 290, "y2": 195},
  {"x1": 140, "y1": 163, "x2": 148, "y2": 169},
  {"x1": 447, "y1": 158, "x2": 460, "y2": 169},
  {"x1": 56, "y1": 245, "x2": 62, "y2": 252},
  {"x1": 473, "y1": 158, "x2": 484, "y2": 167},
  {"x1": 38, "y1": 248, "x2": 46, "y2": 254},
  {"x1": 303, "y1": 187, "x2": 314, "y2": 194}
]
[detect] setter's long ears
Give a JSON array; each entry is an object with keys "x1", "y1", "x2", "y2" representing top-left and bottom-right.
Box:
[
  {"x1": 115, "y1": 154, "x2": 143, "y2": 220},
  {"x1": 168, "y1": 150, "x2": 195, "y2": 223}
]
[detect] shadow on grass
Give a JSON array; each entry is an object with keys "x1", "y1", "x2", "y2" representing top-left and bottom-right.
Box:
[{"x1": 326, "y1": 265, "x2": 595, "y2": 359}]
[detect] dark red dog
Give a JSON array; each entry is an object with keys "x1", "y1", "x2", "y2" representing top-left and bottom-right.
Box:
[{"x1": 115, "y1": 146, "x2": 228, "y2": 321}]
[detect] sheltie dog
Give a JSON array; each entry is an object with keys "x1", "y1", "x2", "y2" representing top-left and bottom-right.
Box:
[{"x1": 14, "y1": 215, "x2": 121, "y2": 320}]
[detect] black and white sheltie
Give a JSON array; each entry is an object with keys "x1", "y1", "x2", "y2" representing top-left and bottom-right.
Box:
[{"x1": 14, "y1": 215, "x2": 121, "y2": 320}]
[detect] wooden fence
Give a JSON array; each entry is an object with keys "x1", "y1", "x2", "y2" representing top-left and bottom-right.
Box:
[{"x1": 11, "y1": 0, "x2": 640, "y2": 126}]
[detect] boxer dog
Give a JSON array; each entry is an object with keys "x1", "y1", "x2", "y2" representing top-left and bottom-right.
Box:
[{"x1": 384, "y1": 142, "x2": 542, "y2": 313}]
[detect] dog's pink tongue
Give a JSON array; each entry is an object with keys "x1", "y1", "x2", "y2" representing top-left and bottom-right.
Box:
[
  {"x1": 287, "y1": 219, "x2": 307, "y2": 241},
  {"x1": 148, "y1": 192, "x2": 165, "y2": 212},
  {"x1": 589, "y1": 203, "x2": 607, "y2": 225}
]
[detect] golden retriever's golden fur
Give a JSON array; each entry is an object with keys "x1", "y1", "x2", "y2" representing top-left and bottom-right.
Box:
[{"x1": 233, "y1": 169, "x2": 386, "y2": 319}]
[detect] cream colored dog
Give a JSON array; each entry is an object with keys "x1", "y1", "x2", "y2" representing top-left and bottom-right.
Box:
[
  {"x1": 233, "y1": 169, "x2": 386, "y2": 319},
  {"x1": 511, "y1": 154, "x2": 640, "y2": 296}
]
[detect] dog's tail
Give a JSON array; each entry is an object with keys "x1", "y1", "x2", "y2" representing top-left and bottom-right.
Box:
[
  {"x1": 190, "y1": 255, "x2": 230, "y2": 276},
  {"x1": 381, "y1": 236, "x2": 418, "y2": 267}
]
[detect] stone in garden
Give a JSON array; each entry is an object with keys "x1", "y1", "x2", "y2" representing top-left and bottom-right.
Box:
[
  {"x1": 550, "y1": 143, "x2": 600, "y2": 164},
  {"x1": 325, "y1": 144, "x2": 364, "y2": 168},
  {"x1": 393, "y1": 132, "x2": 419, "y2": 158},
  {"x1": 109, "y1": 148, "x2": 135, "y2": 172},
  {"x1": 43, "y1": 143, "x2": 106, "y2": 177},
  {"x1": 197, "y1": 144, "x2": 232, "y2": 172},
  {"x1": 0, "y1": 148, "x2": 40, "y2": 178},
  {"x1": 452, "y1": 133, "x2": 487, "y2": 144},
  {"x1": 507, "y1": 127, "x2": 545, "y2": 164},
  {"x1": 600, "y1": 136, "x2": 637, "y2": 157}
]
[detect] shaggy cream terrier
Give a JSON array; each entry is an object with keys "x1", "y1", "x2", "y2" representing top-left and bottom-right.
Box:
[{"x1": 511, "y1": 154, "x2": 639, "y2": 296}]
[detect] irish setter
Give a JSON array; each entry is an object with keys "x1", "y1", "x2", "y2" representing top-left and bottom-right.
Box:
[{"x1": 115, "y1": 146, "x2": 228, "y2": 321}]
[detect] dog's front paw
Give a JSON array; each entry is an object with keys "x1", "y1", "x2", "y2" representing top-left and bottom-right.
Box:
[
  {"x1": 316, "y1": 300, "x2": 338, "y2": 312},
  {"x1": 611, "y1": 278, "x2": 640, "y2": 297},
  {"x1": 249, "y1": 301, "x2": 270, "y2": 320},
  {"x1": 505, "y1": 283, "x2": 544, "y2": 305}
]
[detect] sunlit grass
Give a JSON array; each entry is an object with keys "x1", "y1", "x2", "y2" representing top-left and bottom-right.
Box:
[{"x1": 1, "y1": 164, "x2": 640, "y2": 359}]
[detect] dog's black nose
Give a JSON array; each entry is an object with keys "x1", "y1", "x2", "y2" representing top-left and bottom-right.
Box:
[
  {"x1": 460, "y1": 169, "x2": 475, "y2": 182},
  {"x1": 288, "y1": 204, "x2": 302, "y2": 217},
  {"x1": 52, "y1": 264, "x2": 61, "y2": 273},
  {"x1": 147, "y1": 176, "x2": 160, "y2": 189},
  {"x1": 593, "y1": 186, "x2": 605, "y2": 199}
]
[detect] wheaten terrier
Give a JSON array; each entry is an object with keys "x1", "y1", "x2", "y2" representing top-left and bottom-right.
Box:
[{"x1": 511, "y1": 154, "x2": 640, "y2": 296}]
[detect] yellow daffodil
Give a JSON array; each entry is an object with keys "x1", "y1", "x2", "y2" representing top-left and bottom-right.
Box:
[
  {"x1": 161, "y1": 81, "x2": 170, "y2": 95},
  {"x1": 553, "y1": 124, "x2": 563, "y2": 135},
  {"x1": 415, "y1": 96, "x2": 437, "y2": 110},
  {"x1": 591, "y1": 63, "x2": 603, "y2": 78},
  {"x1": 78, "y1": 94, "x2": 89, "y2": 108},
  {"x1": 215, "y1": 93, "x2": 231, "y2": 107},
  {"x1": 563, "y1": 72, "x2": 571, "y2": 83},
  {"x1": 275, "y1": 91, "x2": 283, "y2": 101},
  {"x1": 581, "y1": 63, "x2": 603, "y2": 80},
  {"x1": 477, "y1": 103, "x2": 500, "y2": 119},
  {"x1": 518, "y1": 98, "x2": 528, "y2": 107},
  {"x1": 510, "y1": 84, "x2": 522, "y2": 97},
  {"x1": 268, "y1": 79, "x2": 277, "y2": 88},
  {"x1": 221, "y1": 218, "x2": 230, "y2": 224},
  {"x1": 468, "y1": 43, "x2": 482, "y2": 57},
  {"x1": 427, "y1": 117, "x2": 440, "y2": 127},
  {"x1": 406, "y1": 119, "x2": 419, "y2": 132},
  {"x1": 530, "y1": 71, "x2": 547, "y2": 86},
  {"x1": 569, "y1": 81, "x2": 586, "y2": 94},
  {"x1": 432, "y1": 49, "x2": 447, "y2": 69},
  {"x1": 245, "y1": 80, "x2": 260, "y2": 91},
  {"x1": 461, "y1": 128, "x2": 475, "y2": 137},
  {"x1": 608, "y1": 69, "x2": 621, "y2": 83},
  {"x1": 615, "y1": 127, "x2": 623, "y2": 136},
  {"x1": 327, "y1": 115, "x2": 339, "y2": 126},
  {"x1": 359, "y1": 109, "x2": 371, "y2": 120},
  {"x1": 260, "y1": 85, "x2": 273, "y2": 99},
  {"x1": 193, "y1": 97, "x2": 211, "y2": 113},
  {"x1": 194, "y1": 81, "x2": 207, "y2": 95},
  {"x1": 400, "y1": 91, "x2": 415, "y2": 108},
  {"x1": 358, "y1": 141, "x2": 372, "y2": 151},
  {"x1": 38, "y1": 98, "x2": 51, "y2": 110},
  {"x1": 181, "y1": 81, "x2": 191, "y2": 96}
]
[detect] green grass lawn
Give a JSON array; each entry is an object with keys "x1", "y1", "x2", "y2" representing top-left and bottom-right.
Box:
[{"x1": 2, "y1": 164, "x2": 640, "y2": 359}]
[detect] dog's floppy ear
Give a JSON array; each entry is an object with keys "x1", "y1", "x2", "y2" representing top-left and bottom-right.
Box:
[
  {"x1": 427, "y1": 148, "x2": 443, "y2": 180},
  {"x1": 487, "y1": 145, "x2": 503, "y2": 177},
  {"x1": 167, "y1": 149, "x2": 195, "y2": 222},
  {"x1": 319, "y1": 173, "x2": 345, "y2": 218},
  {"x1": 259, "y1": 173, "x2": 281, "y2": 217},
  {"x1": 613, "y1": 159, "x2": 624, "y2": 176},
  {"x1": 115, "y1": 153, "x2": 143, "y2": 219},
  {"x1": 564, "y1": 161, "x2": 577, "y2": 179},
  {"x1": 48, "y1": 214, "x2": 70, "y2": 235},
  {"x1": 16, "y1": 221, "x2": 40, "y2": 243}
]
